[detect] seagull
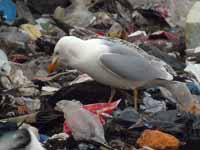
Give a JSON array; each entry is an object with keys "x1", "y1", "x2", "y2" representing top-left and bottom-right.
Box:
[
  {"x1": 0, "y1": 128, "x2": 45, "y2": 150},
  {"x1": 49, "y1": 36, "x2": 200, "y2": 113},
  {"x1": 0, "y1": 49, "x2": 12, "y2": 82}
]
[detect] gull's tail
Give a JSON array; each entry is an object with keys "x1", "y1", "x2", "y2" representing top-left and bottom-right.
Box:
[{"x1": 156, "y1": 80, "x2": 200, "y2": 114}]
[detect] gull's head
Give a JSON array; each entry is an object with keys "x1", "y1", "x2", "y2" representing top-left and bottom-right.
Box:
[
  {"x1": 0, "y1": 62, "x2": 11, "y2": 77},
  {"x1": 48, "y1": 36, "x2": 84, "y2": 73},
  {"x1": 0, "y1": 61, "x2": 12, "y2": 83}
]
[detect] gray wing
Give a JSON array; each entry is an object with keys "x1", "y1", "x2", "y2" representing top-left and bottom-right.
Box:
[{"x1": 99, "y1": 40, "x2": 173, "y2": 81}]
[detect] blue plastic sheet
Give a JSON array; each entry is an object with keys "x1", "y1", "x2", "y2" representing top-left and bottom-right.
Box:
[
  {"x1": 187, "y1": 82, "x2": 200, "y2": 95},
  {"x1": 0, "y1": 0, "x2": 16, "y2": 24},
  {"x1": 40, "y1": 134, "x2": 49, "y2": 143}
]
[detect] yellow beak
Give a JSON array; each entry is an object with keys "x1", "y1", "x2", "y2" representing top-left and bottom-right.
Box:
[{"x1": 48, "y1": 56, "x2": 59, "y2": 73}]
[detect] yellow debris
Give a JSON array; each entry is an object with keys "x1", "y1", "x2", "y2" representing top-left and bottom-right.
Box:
[
  {"x1": 20, "y1": 24, "x2": 42, "y2": 40},
  {"x1": 54, "y1": 6, "x2": 65, "y2": 21}
]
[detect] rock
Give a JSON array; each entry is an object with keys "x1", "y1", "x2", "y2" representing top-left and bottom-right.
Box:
[
  {"x1": 186, "y1": 2, "x2": 200, "y2": 48},
  {"x1": 136, "y1": 130, "x2": 180, "y2": 150}
]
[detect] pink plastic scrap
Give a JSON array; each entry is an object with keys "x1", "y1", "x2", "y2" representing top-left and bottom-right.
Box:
[{"x1": 63, "y1": 100, "x2": 121, "y2": 134}]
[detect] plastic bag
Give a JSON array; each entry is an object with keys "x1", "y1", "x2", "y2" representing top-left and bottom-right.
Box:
[
  {"x1": 63, "y1": 100, "x2": 121, "y2": 134},
  {"x1": 56, "y1": 100, "x2": 107, "y2": 143},
  {"x1": 0, "y1": 0, "x2": 16, "y2": 24}
]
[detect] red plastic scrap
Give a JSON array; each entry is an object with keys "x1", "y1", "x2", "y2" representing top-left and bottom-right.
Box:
[
  {"x1": 130, "y1": 31, "x2": 179, "y2": 46},
  {"x1": 129, "y1": 23, "x2": 135, "y2": 34},
  {"x1": 63, "y1": 100, "x2": 121, "y2": 134},
  {"x1": 154, "y1": 4, "x2": 169, "y2": 18},
  {"x1": 148, "y1": 31, "x2": 178, "y2": 42},
  {"x1": 96, "y1": 31, "x2": 106, "y2": 36},
  {"x1": 11, "y1": 54, "x2": 28, "y2": 63}
]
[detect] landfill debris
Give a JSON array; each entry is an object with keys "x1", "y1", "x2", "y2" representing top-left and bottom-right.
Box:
[
  {"x1": 27, "y1": 0, "x2": 70, "y2": 14},
  {"x1": 9, "y1": 69, "x2": 39, "y2": 96},
  {"x1": 185, "y1": 2, "x2": 200, "y2": 49},
  {"x1": 69, "y1": 74, "x2": 94, "y2": 85},
  {"x1": 133, "y1": 30, "x2": 181, "y2": 54},
  {"x1": 53, "y1": 0, "x2": 96, "y2": 27},
  {"x1": 54, "y1": 7, "x2": 65, "y2": 21},
  {"x1": 139, "y1": 44, "x2": 186, "y2": 71},
  {"x1": 107, "y1": 22, "x2": 128, "y2": 40},
  {"x1": 42, "y1": 86, "x2": 59, "y2": 92},
  {"x1": 113, "y1": 107, "x2": 140, "y2": 127},
  {"x1": 0, "y1": 1, "x2": 200, "y2": 150},
  {"x1": 56, "y1": 100, "x2": 107, "y2": 144},
  {"x1": 0, "y1": 0, "x2": 16, "y2": 24},
  {"x1": 49, "y1": 132, "x2": 69, "y2": 141},
  {"x1": 186, "y1": 46, "x2": 200, "y2": 63},
  {"x1": 16, "y1": 0, "x2": 35, "y2": 24},
  {"x1": 20, "y1": 24, "x2": 42, "y2": 40},
  {"x1": 16, "y1": 97, "x2": 41, "y2": 113},
  {"x1": 40, "y1": 134, "x2": 49, "y2": 143},
  {"x1": 187, "y1": 82, "x2": 200, "y2": 95},
  {"x1": 63, "y1": 100, "x2": 120, "y2": 134},
  {"x1": 185, "y1": 63, "x2": 200, "y2": 83},
  {"x1": 140, "y1": 92, "x2": 166, "y2": 114},
  {"x1": 128, "y1": 31, "x2": 147, "y2": 42},
  {"x1": 136, "y1": 130, "x2": 180, "y2": 150}
]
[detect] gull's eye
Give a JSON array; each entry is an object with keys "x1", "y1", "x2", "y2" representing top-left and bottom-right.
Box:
[
  {"x1": 54, "y1": 51, "x2": 59, "y2": 55},
  {"x1": 1, "y1": 68, "x2": 5, "y2": 72}
]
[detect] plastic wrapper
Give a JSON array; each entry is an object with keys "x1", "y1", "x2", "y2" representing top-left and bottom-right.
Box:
[
  {"x1": 64, "y1": 100, "x2": 121, "y2": 134},
  {"x1": 56, "y1": 100, "x2": 106, "y2": 144}
]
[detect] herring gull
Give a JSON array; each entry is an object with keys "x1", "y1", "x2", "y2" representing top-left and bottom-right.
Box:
[{"x1": 49, "y1": 36, "x2": 200, "y2": 113}]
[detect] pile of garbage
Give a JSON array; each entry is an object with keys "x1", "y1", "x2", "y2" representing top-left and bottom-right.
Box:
[{"x1": 1, "y1": 0, "x2": 200, "y2": 150}]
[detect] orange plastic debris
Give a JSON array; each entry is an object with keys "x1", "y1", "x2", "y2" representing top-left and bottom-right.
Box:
[
  {"x1": 136, "y1": 130, "x2": 180, "y2": 150},
  {"x1": 18, "y1": 105, "x2": 29, "y2": 114}
]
